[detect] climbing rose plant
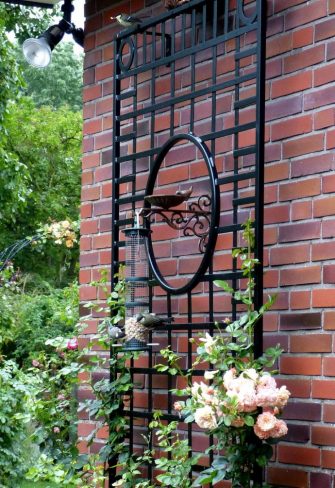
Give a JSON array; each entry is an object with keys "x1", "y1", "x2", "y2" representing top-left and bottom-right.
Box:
[{"x1": 159, "y1": 220, "x2": 290, "y2": 487}]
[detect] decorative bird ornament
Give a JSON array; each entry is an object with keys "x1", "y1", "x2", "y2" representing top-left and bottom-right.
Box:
[
  {"x1": 135, "y1": 312, "x2": 168, "y2": 329},
  {"x1": 175, "y1": 186, "x2": 193, "y2": 198},
  {"x1": 111, "y1": 13, "x2": 144, "y2": 27}
]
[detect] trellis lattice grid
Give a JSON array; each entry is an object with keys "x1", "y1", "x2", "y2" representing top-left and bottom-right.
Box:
[{"x1": 111, "y1": 0, "x2": 266, "y2": 483}]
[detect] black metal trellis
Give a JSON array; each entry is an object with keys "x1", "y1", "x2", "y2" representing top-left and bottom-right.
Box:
[{"x1": 111, "y1": 0, "x2": 266, "y2": 484}]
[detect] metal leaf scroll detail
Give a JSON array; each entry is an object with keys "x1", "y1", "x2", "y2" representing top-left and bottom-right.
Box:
[{"x1": 141, "y1": 195, "x2": 211, "y2": 253}]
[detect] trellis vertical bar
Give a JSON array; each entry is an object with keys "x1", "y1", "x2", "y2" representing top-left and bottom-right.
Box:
[{"x1": 109, "y1": 35, "x2": 121, "y2": 488}]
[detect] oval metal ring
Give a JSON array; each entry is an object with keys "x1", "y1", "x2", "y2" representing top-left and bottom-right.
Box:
[
  {"x1": 144, "y1": 133, "x2": 220, "y2": 295},
  {"x1": 118, "y1": 37, "x2": 135, "y2": 72}
]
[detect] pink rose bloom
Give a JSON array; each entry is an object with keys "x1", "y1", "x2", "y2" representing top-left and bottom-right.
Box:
[
  {"x1": 199, "y1": 333, "x2": 217, "y2": 354},
  {"x1": 53, "y1": 427, "x2": 60, "y2": 434},
  {"x1": 254, "y1": 423, "x2": 272, "y2": 440},
  {"x1": 236, "y1": 389, "x2": 258, "y2": 412},
  {"x1": 174, "y1": 401, "x2": 183, "y2": 412},
  {"x1": 256, "y1": 387, "x2": 279, "y2": 408},
  {"x1": 255, "y1": 411, "x2": 277, "y2": 432},
  {"x1": 194, "y1": 405, "x2": 217, "y2": 430},
  {"x1": 271, "y1": 419, "x2": 288, "y2": 438},
  {"x1": 66, "y1": 337, "x2": 78, "y2": 350},
  {"x1": 275, "y1": 385, "x2": 291, "y2": 408},
  {"x1": 257, "y1": 374, "x2": 277, "y2": 391},
  {"x1": 32, "y1": 359, "x2": 40, "y2": 368},
  {"x1": 57, "y1": 394, "x2": 66, "y2": 401},
  {"x1": 223, "y1": 368, "x2": 237, "y2": 390},
  {"x1": 242, "y1": 368, "x2": 259, "y2": 383}
]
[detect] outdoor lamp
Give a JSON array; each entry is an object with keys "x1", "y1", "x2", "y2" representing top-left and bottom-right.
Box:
[{"x1": 22, "y1": 0, "x2": 84, "y2": 68}]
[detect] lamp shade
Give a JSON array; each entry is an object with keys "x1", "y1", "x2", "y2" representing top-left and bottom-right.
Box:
[{"x1": 22, "y1": 37, "x2": 52, "y2": 68}]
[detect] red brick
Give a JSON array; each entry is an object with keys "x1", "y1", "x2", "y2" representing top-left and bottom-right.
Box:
[
  {"x1": 266, "y1": 94, "x2": 302, "y2": 121},
  {"x1": 83, "y1": 84, "x2": 102, "y2": 102},
  {"x1": 93, "y1": 234, "x2": 111, "y2": 249},
  {"x1": 280, "y1": 266, "x2": 320, "y2": 287},
  {"x1": 283, "y1": 134, "x2": 324, "y2": 159},
  {"x1": 80, "y1": 220, "x2": 98, "y2": 235},
  {"x1": 312, "y1": 242, "x2": 335, "y2": 261},
  {"x1": 312, "y1": 289, "x2": 335, "y2": 308},
  {"x1": 313, "y1": 380, "x2": 335, "y2": 399},
  {"x1": 327, "y1": 128, "x2": 335, "y2": 149},
  {"x1": 79, "y1": 285, "x2": 97, "y2": 300},
  {"x1": 290, "y1": 334, "x2": 332, "y2": 353},
  {"x1": 314, "y1": 63, "x2": 335, "y2": 87},
  {"x1": 277, "y1": 445, "x2": 320, "y2": 466},
  {"x1": 80, "y1": 236, "x2": 91, "y2": 251},
  {"x1": 267, "y1": 32, "x2": 292, "y2": 58},
  {"x1": 323, "y1": 357, "x2": 335, "y2": 376},
  {"x1": 78, "y1": 422, "x2": 96, "y2": 437},
  {"x1": 279, "y1": 178, "x2": 320, "y2": 201},
  {"x1": 291, "y1": 153, "x2": 335, "y2": 177},
  {"x1": 315, "y1": 18, "x2": 335, "y2": 41},
  {"x1": 277, "y1": 378, "x2": 311, "y2": 398},
  {"x1": 267, "y1": 467, "x2": 308, "y2": 487},
  {"x1": 293, "y1": 26, "x2": 314, "y2": 49},
  {"x1": 81, "y1": 186, "x2": 100, "y2": 201},
  {"x1": 322, "y1": 173, "x2": 335, "y2": 193},
  {"x1": 284, "y1": 46, "x2": 325, "y2": 74},
  {"x1": 82, "y1": 171, "x2": 93, "y2": 186},
  {"x1": 82, "y1": 153, "x2": 100, "y2": 169},
  {"x1": 312, "y1": 426, "x2": 335, "y2": 446},
  {"x1": 314, "y1": 197, "x2": 335, "y2": 217},
  {"x1": 323, "y1": 403, "x2": 335, "y2": 422},
  {"x1": 271, "y1": 114, "x2": 312, "y2": 141},
  {"x1": 264, "y1": 205, "x2": 290, "y2": 224},
  {"x1": 273, "y1": 0, "x2": 306, "y2": 14},
  {"x1": 314, "y1": 108, "x2": 335, "y2": 130},
  {"x1": 290, "y1": 291, "x2": 311, "y2": 310},
  {"x1": 285, "y1": 0, "x2": 327, "y2": 30},
  {"x1": 305, "y1": 86, "x2": 335, "y2": 110},
  {"x1": 95, "y1": 63, "x2": 113, "y2": 81},
  {"x1": 83, "y1": 118, "x2": 102, "y2": 135},
  {"x1": 324, "y1": 311, "x2": 335, "y2": 330},
  {"x1": 279, "y1": 221, "x2": 321, "y2": 243},
  {"x1": 322, "y1": 450, "x2": 335, "y2": 469},
  {"x1": 291, "y1": 201, "x2": 312, "y2": 221},
  {"x1": 81, "y1": 203, "x2": 92, "y2": 219},
  {"x1": 270, "y1": 244, "x2": 309, "y2": 266},
  {"x1": 281, "y1": 356, "x2": 321, "y2": 375},
  {"x1": 271, "y1": 72, "x2": 312, "y2": 99},
  {"x1": 265, "y1": 162, "x2": 289, "y2": 183},
  {"x1": 280, "y1": 312, "x2": 321, "y2": 330}
]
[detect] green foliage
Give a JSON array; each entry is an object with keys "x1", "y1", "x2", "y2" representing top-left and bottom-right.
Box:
[
  {"x1": 0, "y1": 98, "x2": 81, "y2": 283},
  {"x1": 0, "y1": 360, "x2": 38, "y2": 487},
  {"x1": 19, "y1": 42, "x2": 83, "y2": 112},
  {"x1": 0, "y1": 278, "x2": 79, "y2": 365}
]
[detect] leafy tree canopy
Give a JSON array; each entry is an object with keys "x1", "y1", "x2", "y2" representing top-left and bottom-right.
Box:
[
  {"x1": 19, "y1": 42, "x2": 83, "y2": 111},
  {"x1": 1, "y1": 97, "x2": 82, "y2": 234}
]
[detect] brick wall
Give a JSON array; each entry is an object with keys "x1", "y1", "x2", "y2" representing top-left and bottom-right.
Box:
[{"x1": 79, "y1": 0, "x2": 335, "y2": 486}]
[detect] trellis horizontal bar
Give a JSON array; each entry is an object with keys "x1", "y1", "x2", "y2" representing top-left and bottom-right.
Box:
[
  {"x1": 116, "y1": 24, "x2": 257, "y2": 79},
  {"x1": 115, "y1": 132, "x2": 136, "y2": 142},
  {"x1": 217, "y1": 171, "x2": 256, "y2": 185},
  {"x1": 235, "y1": 46, "x2": 257, "y2": 60},
  {"x1": 233, "y1": 146, "x2": 256, "y2": 158},
  {"x1": 116, "y1": 90, "x2": 136, "y2": 100},
  {"x1": 117, "y1": 72, "x2": 257, "y2": 122},
  {"x1": 233, "y1": 196, "x2": 256, "y2": 206},
  {"x1": 234, "y1": 96, "x2": 257, "y2": 109},
  {"x1": 115, "y1": 194, "x2": 145, "y2": 205}
]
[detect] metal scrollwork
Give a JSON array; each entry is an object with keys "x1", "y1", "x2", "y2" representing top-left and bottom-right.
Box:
[
  {"x1": 237, "y1": 0, "x2": 257, "y2": 26},
  {"x1": 141, "y1": 195, "x2": 212, "y2": 254}
]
